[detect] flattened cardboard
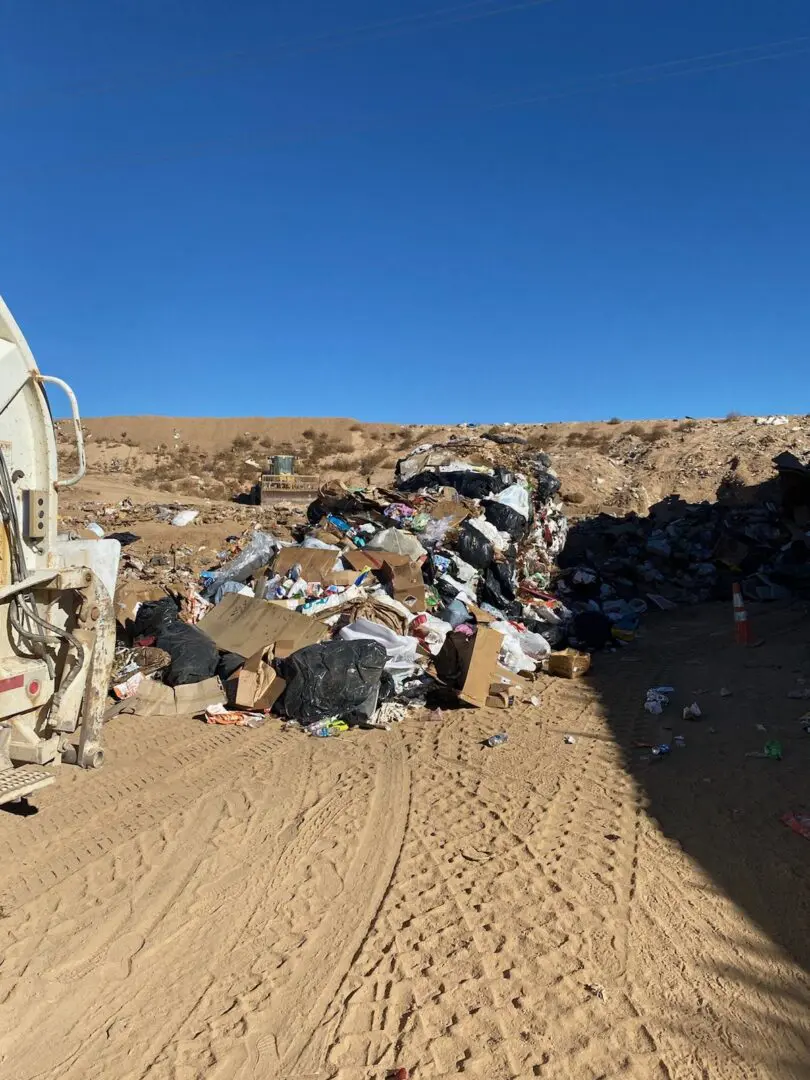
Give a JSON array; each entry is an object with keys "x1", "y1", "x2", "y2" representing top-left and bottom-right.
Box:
[
  {"x1": 458, "y1": 627, "x2": 503, "y2": 708},
  {"x1": 231, "y1": 646, "x2": 286, "y2": 710},
  {"x1": 429, "y1": 499, "x2": 470, "y2": 528},
  {"x1": 199, "y1": 593, "x2": 327, "y2": 658},
  {"x1": 466, "y1": 602, "x2": 496, "y2": 625},
  {"x1": 273, "y1": 547, "x2": 340, "y2": 582},
  {"x1": 382, "y1": 559, "x2": 426, "y2": 613},
  {"x1": 129, "y1": 676, "x2": 225, "y2": 717},
  {"x1": 114, "y1": 583, "x2": 169, "y2": 628}
]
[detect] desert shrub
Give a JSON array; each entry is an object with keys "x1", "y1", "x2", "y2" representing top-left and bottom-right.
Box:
[
  {"x1": 626, "y1": 423, "x2": 646, "y2": 438},
  {"x1": 357, "y1": 449, "x2": 387, "y2": 473},
  {"x1": 726, "y1": 411, "x2": 742, "y2": 421},
  {"x1": 567, "y1": 428, "x2": 600, "y2": 447},
  {"x1": 640, "y1": 423, "x2": 668, "y2": 443},
  {"x1": 677, "y1": 420, "x2": 698, "y2": 433},
  {"x1": 231, "y1": 434, "x2": 252, "y2": 450},
  {"x1": 607, "y1": 417, "x2": 621, "y2": 425},
  {"x1": 331, "y1": 455, "x2": 354, "y2": 472},
  {"x1": 350, "y1": 423, "x2": 364, "y2": 432}
]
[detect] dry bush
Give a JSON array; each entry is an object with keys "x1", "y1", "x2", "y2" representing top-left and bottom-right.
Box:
[
  {"x1": 302, "y1": 429, "x2": 317, "y2": 440},
  {"x1": 331, "y1": 455, "x2": 354, "y2": 472},
  {"x1": 567, "y1": 428, "x2": 600, "y2": 447},
  {"x1": 607, "y1": 416, "x2": 622, "y2": 425},
  {"x1": 231, "y1": 434, "x2": 252, "y2": 450},
  {"x1": 677, "y1": 420, "x2": 698, "y2": 433},
  {"x1": 357, "y1": 449, "x2": 387, "y2": 474},
  {"x1": 349, "y1": 423, "x2": 364, "y2": 432},
  {"x1": 640, "y1": 423, "x2": 668, "y2": 443},
  {"x1": 626, "y1": 423, "x2": 646, "y2": 438},
  {"x1": 726, "y1": 411, "x2": 742, "y2": 421}
]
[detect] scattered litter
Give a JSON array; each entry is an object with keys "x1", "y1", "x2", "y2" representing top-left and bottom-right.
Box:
[
  {"x1": 746, "y1": 740, "x2": 783, "y2": 760},
  {"x1": 86, "y1": 522, "x2": 105, "y2": 538},
  {"x1": 781, "y1": 810, "x2": 810, "y2": 841},
  {"x1": 719, "y1": 687, "x2": 732, "y2": 697},
  {"x1": 645, "y1": 688, "x2": 671, "y2": 714},
  {"x1": 682, "y1": 702, "x2": 702, "y2": 721},
  {"x1": 564, "y1": 734, "x2": 576, "y2": 744},
  {"x1": 585, "y1": 983, "x2": 606, "y2": 1001},
  {"x1": 204, "y1": 704, "x2": 267, "y2": 727},
  {"x1": 171, "y1": 510, "x2": 200, "y2": 527},
  {"x1": 485, "y1": 732, "x2": 508, "y2": 747}
]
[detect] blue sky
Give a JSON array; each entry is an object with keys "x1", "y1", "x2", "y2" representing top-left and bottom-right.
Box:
[{"x1": 3, "y1": 0, "x2": 809, "y2": 422}]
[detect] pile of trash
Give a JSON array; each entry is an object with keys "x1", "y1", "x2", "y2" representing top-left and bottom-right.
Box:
[
  {"x1": 559, "y1": 470, "x2": 810, "y2": 619},
  {"x1": 110, "y1": 438, "x2": 594, "y2": 730}
]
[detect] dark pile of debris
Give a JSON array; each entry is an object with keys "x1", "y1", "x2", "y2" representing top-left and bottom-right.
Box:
[{"x1": 558, "y1": 452, "x2": 810, "y2": 617}]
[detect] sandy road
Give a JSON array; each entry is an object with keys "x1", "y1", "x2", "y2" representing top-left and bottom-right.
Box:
[{"x1": 1, "y1": 607, "x2": 810, "y2": 1079}]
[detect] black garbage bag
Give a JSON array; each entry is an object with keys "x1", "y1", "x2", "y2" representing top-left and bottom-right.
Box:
[
  {"x1": 479, "y1": 562, "x2": 522, "y2": 619},
  {"x1": 399, "y1": 469, "x2": 499, "y2": 500},
  {"x1": 133, "y1": 596, "x2": 181, "y2": 637},
  {"x1": 456, "y1": 522, "x2": 494, "y2": 570},
  {"x1": 572, "y1": 610, "x2": 613, "y2": 649},
  {"x1": 484, "y1": 500, "x2": 529, "y2": 542},
  {"x1": 133, "y1": 597, "x2": 220, "y2": 686},
  {"x1": 276, "y1": 639, "x2": 387, "y2": 723},
  {"x1": 216, "y1": 652, "x2": 246, "y2": 681},
  {"x1": 534, "y1": 470, "x2": 561, "y2": 502}
]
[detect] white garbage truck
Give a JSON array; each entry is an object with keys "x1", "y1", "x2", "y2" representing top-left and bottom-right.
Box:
[{"x1": 0, "y1": 296, "x2": 119, "y2": 805}]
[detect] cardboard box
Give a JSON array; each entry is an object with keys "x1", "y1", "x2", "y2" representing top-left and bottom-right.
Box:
[
  {"x1": 199, "y1": 593, "x2": 328, "y2": 658},
  {"x1": 230, "y1": 646, "x2": 286, "y2": 710},
  {"x1": 547, "y1": 649, "x2": 591, "y2": 678},
  {"x1": 342, "y1": 548, "x2": 412, "y2": 573},
  {"x1": 434, "y1": 626, "x2": 503, "y2": 708},
  {"x1": 381, "y1": 559, "x2": 426, "y2": 614},
  {"x1": 129, "y1": 676, "x2": 226, "y2": 717}
]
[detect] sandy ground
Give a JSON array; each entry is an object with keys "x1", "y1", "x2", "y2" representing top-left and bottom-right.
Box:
[{"x1": 2, "y1": 602, "x2": 810, "y2": 1080}]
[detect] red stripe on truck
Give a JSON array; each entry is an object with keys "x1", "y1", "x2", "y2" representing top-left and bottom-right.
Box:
[{"x1": 0, "y1": 675, "x2": 25, "y2": 693}]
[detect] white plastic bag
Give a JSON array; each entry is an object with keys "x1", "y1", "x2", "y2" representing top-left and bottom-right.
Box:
[{"x1": 493, "y1": 483, "x2": 531, "y2": 519}]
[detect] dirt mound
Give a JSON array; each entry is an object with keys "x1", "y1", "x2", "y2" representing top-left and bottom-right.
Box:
[{"x1": 59, "y1": 413, "x2": 810, "y2": 519}]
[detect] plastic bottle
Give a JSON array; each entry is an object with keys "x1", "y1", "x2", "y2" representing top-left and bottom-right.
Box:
[{"x1": 485, "y1": 732, "x2": 508, "y2": 747}]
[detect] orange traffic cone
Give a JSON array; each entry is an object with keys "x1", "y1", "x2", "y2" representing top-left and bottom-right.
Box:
[{"x1": 732, "y1": 582, "x2": 751, "y2": 645}]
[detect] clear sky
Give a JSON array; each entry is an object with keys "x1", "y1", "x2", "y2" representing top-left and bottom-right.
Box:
[{"x1": 3, "y1": 0, "x2": 809, "y2": 423}]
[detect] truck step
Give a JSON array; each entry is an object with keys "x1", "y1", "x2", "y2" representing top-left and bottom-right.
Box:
[{"x1": 0, "y1": 766, "x2": 55, "y2": 807}]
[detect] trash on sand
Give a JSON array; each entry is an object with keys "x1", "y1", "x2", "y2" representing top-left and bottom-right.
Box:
[
  {"x1": 682, "y1": 702, "x2": 702, "y2": 721},
  {"x1": 564, "y1": 734, "x2": 576, "y2": 744},
  {"x1": 585, "y1": 983, "x2": 606, "y2": 1001},
  {"x1": 485, "y1": 732, "x2": 508, "y2": 747},
  {"x1": 547, "y1": 649, "x2": 591, "y2": 678},
  {"x1": 86, "y1": 522, "x2": 105, "y2": 538},
  {"x1": 746, "y1": 740, "x2": 783, "y2": 760},
  {"x1": 205, "y1": 703, "x2": 267, "y2": 727},
  {"x1": 645, "y1": 688, "x2": 671, "y2": 714},
  {"x1": 781, "y1": 810, "x2": 810, "y2": 841},
  {"x1": 171, "y1": 510, "x2": 200, "y2": 527},
  {"x1": 720, "y1": 687, "x2": 733, "y2": 697}
]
